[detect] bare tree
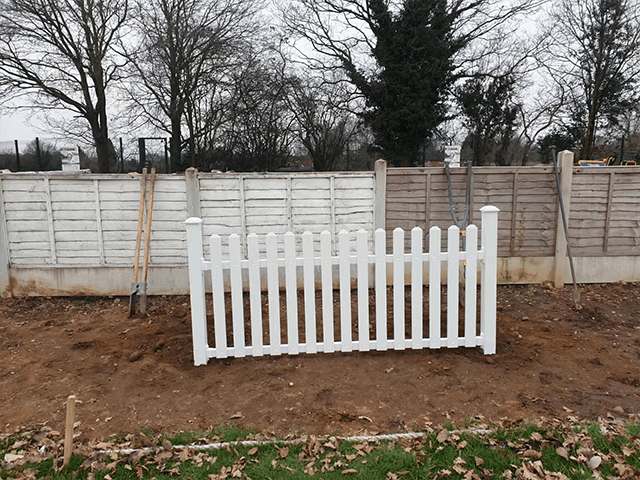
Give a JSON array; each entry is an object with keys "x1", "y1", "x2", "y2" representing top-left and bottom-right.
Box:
[
  {"x1": 219, "y1": 47, "x2": 297, "y2": 171},
  {"x1": 0, "y1": 0, "x2": 128, "y2": 173},
  {"x1": 544, "y1": 0, "x2": 640, "y2": 160},
  {"x1": 125, "y1": 0, "x2": 258, "y2": 170},
  {"x1": 289, "y1": 79, "x2": 359, "y2": 171}
]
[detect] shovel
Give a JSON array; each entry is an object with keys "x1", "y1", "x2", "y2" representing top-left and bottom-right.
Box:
[
  {"x1": 129, "y1": 168, "x2": 147, "y2": 317},
  {"x1": 138, "y1": 168, "x2": 156, "y2": 315}
]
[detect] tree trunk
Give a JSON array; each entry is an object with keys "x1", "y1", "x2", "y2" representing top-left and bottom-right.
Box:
[
  {"x1": 170, "y1": 114, "x2": 181, "y2": 172},
  {"x1": 88, "y1": 113, "x2": 110, "y2": 173}
]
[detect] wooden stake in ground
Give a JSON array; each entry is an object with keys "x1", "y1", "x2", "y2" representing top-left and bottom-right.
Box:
[{"x1": 63, "y1": 395, "x2": 76, "y2": 467}]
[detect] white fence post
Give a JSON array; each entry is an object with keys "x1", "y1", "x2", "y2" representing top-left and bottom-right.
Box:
[
  {"x1": 0, "y1": 179, "x2": 10, "y2": 297},
  {"x1": 185, "y1": 217, "x2": 209, "y2": 365},
  {"x1": 480, "y1": 206, "x2": 499, "y2": 355}
]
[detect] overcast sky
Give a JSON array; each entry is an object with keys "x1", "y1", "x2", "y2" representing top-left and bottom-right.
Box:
[{"x1": 0, "y1": 110, "x2": 38, "y2": 142}]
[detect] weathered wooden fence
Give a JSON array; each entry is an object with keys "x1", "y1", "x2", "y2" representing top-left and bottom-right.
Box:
[
  {"x1": 184, "y1": 207, "x2": 499, "y2": 365},
  {"x1": 3, "y1": 151, "x2": 640, "y2": 296},
  {"x1": 385, "y1": 165, "x2": 558, "y2": 257},
  {"x1": 0, "y1": 170, "x2": 375, "y2": 296},
  {"x1": 384, "y1": 159, "x2": 640, "y2": 259},
  {"x1": 569, "y1": 167, "x2": 640, "y2": 256},
  {"x1": 0, "y1": 175, "x2": 188, "y2": 267}
]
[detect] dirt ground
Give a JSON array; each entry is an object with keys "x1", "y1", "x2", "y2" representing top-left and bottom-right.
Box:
[{"x1": 1, "y1": 282, "x2": 639, "y2": 442}]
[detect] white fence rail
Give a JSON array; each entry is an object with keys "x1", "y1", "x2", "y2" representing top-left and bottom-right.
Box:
[{"x1": 185, "y1": 206, "x2": 499, "y2": 365}]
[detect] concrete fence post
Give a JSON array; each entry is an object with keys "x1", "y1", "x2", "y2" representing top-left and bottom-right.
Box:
[
  {"x1": 0, "y1": 179, "x2": 10, "y2": 297},
  {"x1": 185, "y1": 167, "x2": 201, "y2": 218},
  {"x1": 374, "y1": 159, "x2": 387, "y2": 231},
  {"x1": 480, "y1": 205, "x2": 499, "y2": 355},
  {"x1": 553, "y1": 151, "x2": 574, "y2": 288},
  {"x1": 185, "y1": 217, "x2": 209, "y2": 365}
]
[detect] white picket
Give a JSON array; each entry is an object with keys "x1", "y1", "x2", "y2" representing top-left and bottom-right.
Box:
[
  {"x1": 374, "y1": 229, "x2": 387, "y2": 351},
  {"x1": 302, "y1": 232, "x2": 316, "y2": 353},
  {"x1": 284, "y1": 232, "x2": 299, "y2": 354},
  {"x1": 247, "y1": 233, "x2": 263, "y2": 356},
  {"x1": 266, "y1": 232, "x2": 281, "y2": 355},
  {"x1": 480, "y1": 206, "x2": 499, "y2": 355},
  {"x1": 185, "y1": 218, "x2": 208, "y2": 366},
  {"x1": 429, "y1": 226, "x2": 441, "y2": 349},
  {"x1": 447, "y1": 226, "x2": 459, "y2": 348},
  {"x1": 393, "y1": 228, "x2": 404, "y2": 350},
  {"x1": 411, "y1": 227, "x2": 423, "y2": 349},
  {"x1": 229, "y1": 234, "x2": 245, "y2": 356},
  {"x1": 320, "y1": 231, "x2": 334, "y2": 352},
  {"x1": 185, "y1": 206, "x2": 500, "y2": 365},
  {"x1": 210, "y1": 234, "x2": 227, "y2": 358},
  {"x1": 357, "y1": 229, "x2": 369, "y2": 351},
  {"x1": 465, "y1": 225, "x2": 478, "y2": 347},
  {"x1": 338, "y1": 230, "x2": 352, "y2": 352}
]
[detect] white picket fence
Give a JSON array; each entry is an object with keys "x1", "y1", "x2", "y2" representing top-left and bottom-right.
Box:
[{"x1": 185, "y1": 206, "x2": 499, "y2": 365}]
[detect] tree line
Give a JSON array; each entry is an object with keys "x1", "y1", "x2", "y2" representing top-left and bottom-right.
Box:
[{"x1": 0, "y1": 0, "x2": 639, "y2": 173}]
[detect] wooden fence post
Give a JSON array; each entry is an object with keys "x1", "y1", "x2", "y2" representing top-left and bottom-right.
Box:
[
  {"x1": 185, "y1": 167, "x2": 201, "y2": 218},
  {"x1": 185, "y1": 217, "x2": 209, "y2": 365},
  {"x1": 0, "y1": 179, "x2": 10, "y2": 297},
  {"x1": 480, "y1": 206, "x2": 499, "y2": 355},
  {"x1": 374, "y1": 159, "x2": 387, "y2": 231},
  {"x1": 63, "y1": 395, "x2": 76, "y2": 467},
  {"x1": 553, "y1": 151, "x2": 574, "y2": 288}
]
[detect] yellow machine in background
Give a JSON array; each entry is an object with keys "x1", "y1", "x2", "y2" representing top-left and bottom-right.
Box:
[{"x1": 577, "y1": 156, "x2": 637, "y2": 166}]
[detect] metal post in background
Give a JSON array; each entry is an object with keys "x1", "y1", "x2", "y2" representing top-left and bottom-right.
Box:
[
  {"x1": 138, "y1": 138, "x2": 146, "y2": 172},
  {"x1": 119, "y1": 137, "x2": 124, "y2": 173},
  {"x1": 163, "y1": 138, "x2": 169, "y2": 173},
  {"x1": 14, "y1": 140, "x2": 20, "y2": 172},
  {"x1": 35, "y1": 136, "x2": 42, "y2": 171}
]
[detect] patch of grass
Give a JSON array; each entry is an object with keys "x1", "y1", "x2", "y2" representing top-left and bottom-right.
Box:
[
  {"x1": 626, "y1": 422, "x2": 640, "y2": 437},
  {"x1": 3, "y1": 420, "x2": 640, "y2": 480},
  {"x1": 0, "y1": 435, "x2": 17, "y2": 454}
]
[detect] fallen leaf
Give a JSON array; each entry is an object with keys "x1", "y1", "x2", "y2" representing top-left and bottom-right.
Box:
[
  {"x1": 278, "y1": 447, "x2": 289, "y2": 459},
  {"x1": 614, "y1": 463, "x2": 635, "y2": 476},
  {"x1": 247, "y1": 447, "x2": 258, "y2": 456},
  {"x1": 437, "y1": 429, "x2": 449, "y2": 443},
  {"x1": 522, "y1": 449, "x2": 542, "y2": 460},
  {"x1": 229, "y1": 412, "x2": 243, "y2": 420},
  {"x1": 453, "y1": 464, "x2": 468, "y2": 474},
  {"x1": 530, "y1": 432, "x2": 543, "y2": 442},
  {"x1": 4, "y1": 453, "x2": 25, "y2": 463},
  {"x1": 556, "y1": 447, "x2": 569, "y2": 461},
  {"x1": 342, "y1": 468, "x2": 357, "y2": 474},
  {"x1": 587, "y1": 455, "x2": 602, "y2": 470}
]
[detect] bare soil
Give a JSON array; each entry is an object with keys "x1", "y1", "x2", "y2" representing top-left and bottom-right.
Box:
[{"x1": 1, "y1": 283, "x2": 639, "y2": 441}]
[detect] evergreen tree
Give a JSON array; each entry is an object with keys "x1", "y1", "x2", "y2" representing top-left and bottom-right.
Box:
[
  {"x1": 456, "y1": 75, "x2": 519, "y2": 165},
  {"x1": 283, "y1": 0, "x2": 530, "y2": 166},
  {"x1": 360, "y1": 0, "x2": 463, "y2": 165}
]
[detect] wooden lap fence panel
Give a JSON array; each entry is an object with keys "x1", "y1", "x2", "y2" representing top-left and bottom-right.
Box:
[{"x1": 185, "y1": 206, "x2": 499, "y2": 365}]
